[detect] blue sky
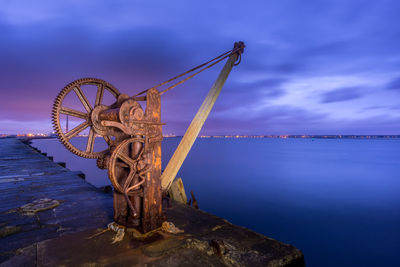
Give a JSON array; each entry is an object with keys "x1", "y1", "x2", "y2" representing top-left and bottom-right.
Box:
[{"x1": 1, "y1": 0, "x2": 399, "y2": 135}]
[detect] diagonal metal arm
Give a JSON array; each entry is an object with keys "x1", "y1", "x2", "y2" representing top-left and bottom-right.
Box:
[
  {"x1": 59, "y1": 106, "x2": 88, "y2": 119},
  {"x1": 161, "y1": 52, "x2": 239, "y2": 190},
  {"x1": 95, "y1": 84, "x2": 104, "y2": 106},
  {"x1": 73, "y1": 85, "x2": 92, "y2": 113},
  {"x1": 65, "y1": 121, "x2": 89, "y2": 140}
]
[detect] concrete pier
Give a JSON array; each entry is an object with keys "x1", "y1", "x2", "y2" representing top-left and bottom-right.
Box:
[{"x1": 0, "y1": 138, "x2": 304, "y2": 266}]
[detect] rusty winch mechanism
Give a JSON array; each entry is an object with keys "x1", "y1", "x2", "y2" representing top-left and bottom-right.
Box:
[{"x1": 52, "y1": 42, "x2": 245, "y2": 233}]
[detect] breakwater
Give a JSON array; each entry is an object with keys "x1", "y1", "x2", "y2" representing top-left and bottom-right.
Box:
[{"x1": 0, "y1": 138, "x2": 304, "y2": 266}]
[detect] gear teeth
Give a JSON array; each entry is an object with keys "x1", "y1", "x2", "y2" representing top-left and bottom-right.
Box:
[{"x1": 52, "y1": 77, "x2": 120, "y2": 159}]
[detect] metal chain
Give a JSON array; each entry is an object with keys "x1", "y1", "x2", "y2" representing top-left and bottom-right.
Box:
[{"x1": 134, "y1": 46, "x2": 242, "y2": 97}]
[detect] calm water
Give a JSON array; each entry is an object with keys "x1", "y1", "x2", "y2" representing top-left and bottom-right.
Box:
[{"x1": 32, "y1": 137, "x2": 400, "y2": 267}]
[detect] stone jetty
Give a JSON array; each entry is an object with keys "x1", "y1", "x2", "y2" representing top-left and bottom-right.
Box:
[{"x1": 0, "y1": 138, "x2": 304, "y2": 266}]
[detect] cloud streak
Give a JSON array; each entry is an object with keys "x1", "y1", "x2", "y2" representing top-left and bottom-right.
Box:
[
  {"x1": 386, "y1": 77, "x2": 400, "y2": 91},
  {"x1": 321, "y1": 87, "x2": 364, "y2": 103}
]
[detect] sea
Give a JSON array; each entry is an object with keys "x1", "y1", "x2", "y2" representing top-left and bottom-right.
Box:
[{"x1": 31, "y1": 137, "x2": 400, "y2": 267}]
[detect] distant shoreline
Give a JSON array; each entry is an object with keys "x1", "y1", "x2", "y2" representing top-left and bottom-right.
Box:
[
  {"x1": 197, "y1": 135, "x2": 400, "y2": 139},
  {"x1": 2, "y1": 134, "x2": 399, "y2": 140}
]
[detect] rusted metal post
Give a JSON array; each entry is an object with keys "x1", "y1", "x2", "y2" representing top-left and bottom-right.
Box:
[
  {"x1": 142, "y1": 88, "x2": 164, "y2": 232},
  {"x1": 161, "y1": 51, "x2": 240, "y2": 190}
]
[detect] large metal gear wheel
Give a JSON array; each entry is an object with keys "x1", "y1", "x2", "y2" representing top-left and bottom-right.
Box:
[
  {"x1": 108, "y1": 137, "x2": 150, "y2": 218},
  {"x1": 108, "y1": 137, "x2": 148, "y2": 193},
  {"x1": 52, "y1": 78, "x2": 120, "y2": 158}
]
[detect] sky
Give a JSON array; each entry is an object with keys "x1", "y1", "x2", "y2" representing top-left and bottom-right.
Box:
[{"x1": 1, "y1": 0, "x2": 400, "y2": 135}]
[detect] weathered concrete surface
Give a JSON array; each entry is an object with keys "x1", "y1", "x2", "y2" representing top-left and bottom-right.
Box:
[
  {"x1": 0, "y1": 138, "x2": 113, "y2": 263},
  {"x1": 0, "y1": 138, "x2": 304, "y2": 266},
  {"x1": 2, "y1": 201, "x2": 304, "y2": 267}
]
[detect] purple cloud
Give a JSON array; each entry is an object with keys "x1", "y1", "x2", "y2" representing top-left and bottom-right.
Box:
[
  {"x1": 321, "y1": 87, "x2": 364, "y2": 103},
  {"x1": 386, "y1": 77, "x2": 400, "y2": 90}
]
